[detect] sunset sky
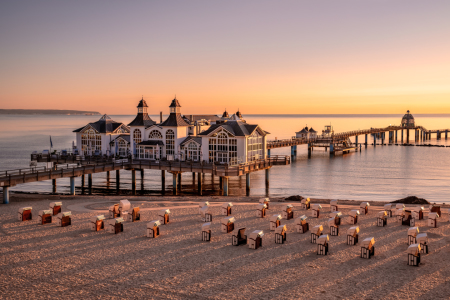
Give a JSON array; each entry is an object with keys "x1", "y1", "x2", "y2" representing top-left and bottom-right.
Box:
[{"x1": 1, "y1": 0, "x2": 449, "y2": 115}]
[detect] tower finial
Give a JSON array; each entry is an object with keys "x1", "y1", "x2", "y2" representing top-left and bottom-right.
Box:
[{"x1": 142, "y1": 95, "x2": 143, "y2": 100}]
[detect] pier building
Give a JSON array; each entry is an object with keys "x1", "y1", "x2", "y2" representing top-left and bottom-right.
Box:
[{"x1": 401, "y1": 110, "x2": 415, "y2": 128}]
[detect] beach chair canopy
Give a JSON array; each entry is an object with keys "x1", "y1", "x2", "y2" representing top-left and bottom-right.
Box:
[
  {"x1": 119, "y1": 200, "x2": 131, "y2": 211},
  {"x1": 330, "y1": 211, "x2": 342, "y2": 218},
  {"x1": 249, "y1": 230, "x2": 264, "y2": 239},
  {"x1": 327, "y1": 217, "x2": 337, "y2": 227},
  {"x1": 378, "y1": 211, "x2": 387, "y2": 218},
  {"x1": 406, "y1": 244, "x2": 421, "y2": 255},
  {"x1": 202, "y1": 222, "x2": 211, "y2": 231},
  {"x1": 361, "y1": 237, "x2": 375, "y2": 248},
  {"x1": 275, "y1": 225, "x2": 287, "y2": 234},
  {"x1": 259, "y1": 198, "x2": 270, "y2": 204},
  {"x1": 295, "y1": 215, "x2": 307, "y2": 225},
  {"x1": 396, "y1": 208, "x2": 405, "y2": 216},
  {"x1": 159, "y1": 209, "x2": 170, "y2": 216},
  {"x1": 347, "y1": 226, "x2": 359, "y2": 236},
  {"x1": 257, "y1": 203, "x2": 267, "y2": 210},
  {"x1": 317, "y1": 234, "x2": 329, "y2": 245},
  {"x1": 429, "y1": 212, "x2": 439, "y2": 219},
  {"x1": 396, "y1": 204, "x2": 405, "y2": 209},
  {"x1": 312, "y1": 225, "x2": 323, "y2": 235},
  {"x1": 222, "y1": 202, "x2": 233, "y2": 208},
  {"x1": 40, "y1": 210, "x2": 52, "y2": 215},
  {"x1": 412, "y1": 206, "x2": 424, "y2": 212},
  {"x1": 408, "y1": 227, "x2": 419, "y2": 237},
  {"x1": 222, "y1": 216, "x2": 235, "y2": 225},
  {"x1": 384, "y1": 204, "x2": 393, "y2": 210},
  {"x1": 19, "y1": 207, "x2": 32, "y2": 213},
  {"x1": 58, "y1": 211, "x2": 71, "y2": 217},
  {"x1": 349, "y1": 210, "x2": 360, "y2": 217},
  {"x1": 416, "y1": 233, "x2": 428, "y2": 244},
  {"x1": 199, "y1": 201, "x2": 210, "y2": 208},
  {"x1": 148, "y1": 220, "x2": 161, "y2": 228},
  {"x1": 50, "y1": 202, "x2": 62, "y2": 207},
  {"x1": 311, "y1": 204, "x2": 322, "y2": 210},
  {"x1": 234, "y1": 227, "x2": 246, "y2": 237},
  {"x1": 91, "y1": 215, "x2": 105, "y2": 222},
  {"x1": 114, "y1": 217, "x2": 124, "y2": 223},
  {"x1": 285, "y1": 204, "x2": 294, "y2": 210},
  {"x1": 200, "y1": 206, "x2": 210, "y2": 217},
  {"x1": 360, "y1": 202, "x2": 370, "y2": 208},
  {"x1": 270, "y1": 214, "x2": 282, "y2": 222},
  {"x1": 301, "y1": 198, "x2": 310, "y2": 204},
  {"x1": 330, "y1": 199, "x2": 338, "y2": 206}
]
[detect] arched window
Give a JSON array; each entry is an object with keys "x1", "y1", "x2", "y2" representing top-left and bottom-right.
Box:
[
  {"x1": 187, "y1": 142, "x2": 199, "y2": 161},
  {"x1": 118, "y1": 139, "x2": 128, "y2": 157},
  {"x1": 133, "y1": 129, "x2": 142, "y2": 145},
  {"x1": 149, "y1": 130, "x2": 163, "y2": 140},
  {"x1": 81, "y1": 128, "x2": 101, "y2": 155},
  {"x1": 166, "y1": 130, "x2": 175, "y2": 157}
]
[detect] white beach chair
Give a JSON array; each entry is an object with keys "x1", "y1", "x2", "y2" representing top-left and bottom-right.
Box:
[
  {"x1": 248, "y1": 230, "x2": 264, "y2": 249},
  {"x1": 18, "y1": 207, "x2": 32, "y2": 221},
  {"x1": 330, "y1": 199, "x2": 338, "y2": 212},
  {"x1": 416, "y1": 233, "x2": 428, "y2": 254},
  {"x1": 317, "y1": 234, "x2": 329, "y2": 255},
  {"x1": 232, "y1": 227, "x2": 247, "y2": 246},
  {"x1": 311, "y1": 204, "x2": 322, "y2": 218},
  {"x1": 328, "y1": 217, "x2": 339, "y2": 236},
  {"x1": 90, "y1": 215, "x2": 105, "y2": 231},
  {"x1": 407, "y1": 244, "x2": 421, "y2": 266},
  {"x1": 361, "y1": 237, "x2": 375, "y2": 259},
  {"x1": 301, "y1": 198, "x2": 310, "y2": 210},
  {"x1": 311, "y1": 224, "x2": 323, "y2": 244},
  {"x1": 201, "y1": 222, "x2": 211, "y2": 241},
  {"x1": 221, "y1": 216, "x2": 235, "y2": 233},
  {"x1": 275, "y1": 225, "x2": 287, "y2": 244},
  {"x1": 377, "y1": 211, "x2": 387, "y2": 227},
  {"x1": 256, "y1": 203, "x2": 267, "y2": 218},
  {"x1": 50, "y1": 202, "x2": 62, "y2": 216},
  {"x1": 269, "y1": 214, "x2": 282, "y2": 231},
  {"x1": 383, "y1": 204, "x2": 393, "y2": 217},
  {"x1": 38, "y1": 209, "x2": 53, "y2": 225},
  {"x1": 329, "y1": 211, "x2": 342, "y2": 225},
  {"x1": 347, "y1": 226, "x2": 359, "y2": 245},
  {"x1": 56, "y1": 211, "x2": 72, "y2": 227},
  {"x1": 106, "y1": 218, "x2": 124, "y2": 234},
  {"x1": 359, "y1": 202, "x2": 370, "y2": 215},
  {"x1": 428, "y1": 212, "x2": 439, "y2": 228},
  {"x1": 109, "y1": 204, "x2": 120, "y2": 219},
  {"x1": 147, "y1": 220, "x2": 161, "y2": 238},
  {"x1": 407, "y1": 227, "x2": 419, "y2": 245},
  {"x1": 199, "y1": 201, "x2": 210, "y2": 214},
  {"x1": 119, "y1": 200, "x2": 131, "y2": 216},
  {"x1": 158, "y1": 209, "x2": 170, "y2": 224},
  {"x1": 200, "y1": 206, "x2": 212, "y2": 222},
  {"x1": 221, "y1": 202, "x2": 233, "y2": 216},
  {"x1": 282, "y1": 204, "x2": 294, "y2": 220},
  {"x1": 295, "y1": 215, "x2": 309, "y2": 233},
  {"x1": 411, "y1": 206, "x2": 424, "y2": 220},
  {"x1": 259, "y1": 198, "x2": 270, "y2": 209},
  {"x1": 348, "y1": 210, "x2": 360, "y2": 225}
]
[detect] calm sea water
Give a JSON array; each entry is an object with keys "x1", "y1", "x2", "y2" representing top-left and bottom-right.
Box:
[{"x1": 1, "y1": 114, "x2": 449, "y2": 203}]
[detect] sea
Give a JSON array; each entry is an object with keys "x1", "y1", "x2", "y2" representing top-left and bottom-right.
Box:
[{"x1": 1, "y1": 114, "x2": 450, "y2": 203}]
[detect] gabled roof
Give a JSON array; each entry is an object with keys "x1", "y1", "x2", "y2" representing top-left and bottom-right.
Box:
[
  {"x1": 296, "y1": 127, "x2": 309, "y2": 134},
  {"x1": 180, "y1": 136, "x2": 202, "y2": 147},
  {"x1": 198, "y1": 120, "x2": 265, "y2": 137},
  {"x1": 111, "y1": 134, "x2": 130, "y2": 144},
  {"x1": 73, "y1": 115, "x2": 130, "y2": 133},
  {"x1": 309, "y1": 127, "x2": 317, "y2": 133},
  {"x1": 160, "y1": 113, "x2": 190, "y2": 127}
]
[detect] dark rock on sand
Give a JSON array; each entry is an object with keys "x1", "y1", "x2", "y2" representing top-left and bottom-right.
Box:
[
  {"x1": 285, "y1": 195, "x2": 304, "y2": 201},
  {"x1": 391, "y1": 196, "x2": 429, "y2": 205}
]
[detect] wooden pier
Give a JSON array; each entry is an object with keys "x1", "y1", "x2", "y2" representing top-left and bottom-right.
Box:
[{"x1": 0, "y1": 154, "x2": 290, "y2": 203}]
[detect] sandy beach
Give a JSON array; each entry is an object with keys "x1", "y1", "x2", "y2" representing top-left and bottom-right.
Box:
[{"x1": 2, "y1": 194, "x2": 450, "y2": 299}]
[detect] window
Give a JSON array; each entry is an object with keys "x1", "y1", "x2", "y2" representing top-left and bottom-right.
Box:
[
  {"x1": 166, "y1": 130, "x2": 175, "y2": 157},
  {"x1": 187, "y1": 142, "x2": 199, "y2": 161},
  {"x1": 208, "y1": 129, "x2": 236, "y2": 163},
  {"x1": 149, "y1": 130, "x2": 163, "y2": 140},
  {"x1": 208, "y1": 138, "x2": 216, "y2": 162},
  {"x1": 247, "y1": 131, "x2": 263, "y2": 161},
  {"x1": 118, "y1": 139, "x2": 129, "y2": 157},
  {"x1": 133, "y1": 129, "x2": 142, "y2": 145},
  {"x1": 81, "y1": 129, "x2": 101, "y2": 155}
]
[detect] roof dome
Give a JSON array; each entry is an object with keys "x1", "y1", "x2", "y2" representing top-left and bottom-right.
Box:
[
  {"x1": 401, "y1": 110, "x2": 415, "y2": 127},
  {"x1": 137, "y1": 97, "x2": 148, "y2": 108},
  {"x1": 169, "y1": 96, "x2": 181, "y2": 108},
  {"x1": 236, "y1": 109, "x2": 242, "y2": 118},
  {"x1": 222, "y1": 109, "x2": 229, "y2": 118}
]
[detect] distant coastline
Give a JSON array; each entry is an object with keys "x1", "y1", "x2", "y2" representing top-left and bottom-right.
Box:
[{"x1": 0, "y1": 109, "x2": 101, "y2": 115}]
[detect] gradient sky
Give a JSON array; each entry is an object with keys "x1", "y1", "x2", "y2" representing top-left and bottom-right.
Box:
[{"x1": 1, "y1": 0, "x2": 449, "y2": 115}]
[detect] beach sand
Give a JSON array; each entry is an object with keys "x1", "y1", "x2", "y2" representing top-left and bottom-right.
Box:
[{"x1": 1, "y1": 194, "x2": 450, "y2": 299}]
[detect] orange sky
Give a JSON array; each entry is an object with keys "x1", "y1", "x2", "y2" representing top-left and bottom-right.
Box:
[{"x1": 1, "y1": 1, "x2": 449, "y2": 115}]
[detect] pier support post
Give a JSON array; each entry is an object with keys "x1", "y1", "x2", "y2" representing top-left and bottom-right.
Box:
[
  {"x1": 131, "y1": 169, "x2": 136, "y2": 195},
  {"x1": 161, "y1": 170, "x2": 165, "y2": 195},
  {"x1": 267, "y1": 149, "x2": 271, "y2": 156},
  {"x1": 308, "y1": 143, "x2": 312, "y2": 158},
  {"x1": 446, "y1": 130, "x2": 448, "y2": 140},
  {"x1": 246, "y1": 173, "x2": 251, "y2": 196},
  {"x1": 373, "y1": 135, "x2": 376, "y2": 146},
  {"x1": 406, "y1": 129, "x2": 410, "y2": 143},
  {"x1": 355, "y1": 136, "x2": 358, "y2": 146},
  {"x1": 198, "y1": 172, "x2": 202, "y2": 195},
  {"x1": 401, "y1": 130, "x2": 404, "y2": 143},
  {"x1": 116, "y1": 170, "x2": 120, "y2": 195},
  {"x1": 81, "y1": 174, "x2": 85, "y2": 195},
  {"x1": 52, "y1": 178, "x2": 57, "y2": 194},
  {"x1": 3, "y1": 186, "x2": 10, "y2": 204},
  {"x1": 219, "y1": 176, "x2": 223, "y2": 190},
  {"x1": 365, "y1": 134, "x2": 368, "y2": 146},
  {"x1": 223, "y1": 177, "x2": 229, "y2": 196},
  {"x1": 211, "y1": 172, "x2": 215, "y2": 190},
  {"x1": 140, "y1": 169, "x2": 144, "y2": 193},
  {"x1": 329, "y1": 143, "x2": 334, "y2": 156},
  {"x1": 192, "y1": 172, "x2": 196, "y2": 185},
  {"x1": 172, "y1": 173, "x2": 178, "y2": 195},
  {"x1": 69, "y1": 177, "x2": 75, "y2": 195},
  {"x1": 291, "y1": 146, "x2": 295, "y2": 156},
  {"x1": 395, "y1": 131, "x2": 398, "y2": 143},
  {"x1": 88, "y1": 174, "x2": 92, "y2": 195},
  {"x1": 265, "y1": 168, "x2": 269, "y2": 189},
  {"x1": 178, "y1": 173, "x2": 182, "y2": 192},
  {"x1": 106, "y1": 171, "x2": 110, "y2": 182},
  {"x1": 381, "y1": 133, "x2": 385, "y2": 145},
  {"x1": 437, "y1": 130, "x2": 441, "y2": 140}
]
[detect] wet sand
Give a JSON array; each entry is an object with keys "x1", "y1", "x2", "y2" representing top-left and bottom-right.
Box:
[{"x1": 1, "y1": 195, "x2": 450, "y2": 299}]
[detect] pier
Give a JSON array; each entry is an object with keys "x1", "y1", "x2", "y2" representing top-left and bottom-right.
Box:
[{"x1": 0, "y1": 155, "x2": 290, "y2": 203}]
